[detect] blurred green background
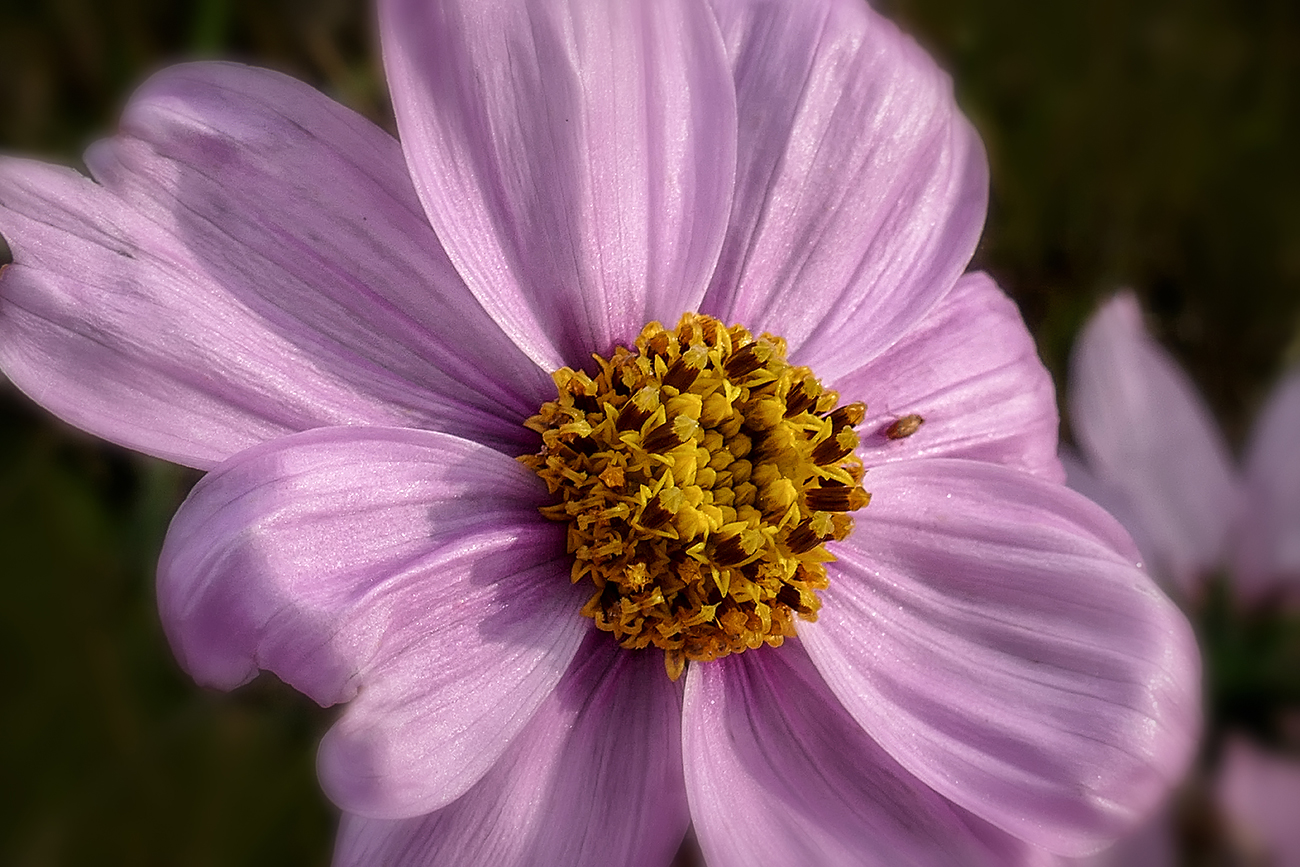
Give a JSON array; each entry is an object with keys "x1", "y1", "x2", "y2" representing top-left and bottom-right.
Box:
[{"x1": 0, "y1": 0, "x2": 1297, "y2": 864}]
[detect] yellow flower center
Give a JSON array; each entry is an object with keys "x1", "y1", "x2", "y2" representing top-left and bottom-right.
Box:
[{"x1": 520, "y1": 313, "x2": 869, "y2": 679}]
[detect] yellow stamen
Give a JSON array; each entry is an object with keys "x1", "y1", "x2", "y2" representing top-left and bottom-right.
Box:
[{"x1": 520, "y1": 313, "x2": 869, "y2": 679}]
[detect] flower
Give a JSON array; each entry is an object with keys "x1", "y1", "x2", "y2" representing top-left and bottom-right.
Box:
[
  {"x1": 1065, "y1": 292, "x2": 1300, "y2": 600},
  {"x1": 1063, "y1": 292, "x2": 1300, "y2": 866},
  {"x1": 1215, "y1": 736, "x2": 1300, "y2": 864},
  {"x1": 0, "y1": 0, "x2": 1199, "y2": 864},
  {"x1": 1070, "y1": 738, "x2": 1300, "y2": 867}
]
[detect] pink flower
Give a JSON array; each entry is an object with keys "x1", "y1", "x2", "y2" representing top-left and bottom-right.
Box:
[
  {"x1": 1216, "y1": 736, "x2": 1300, "y2": 864},
  {"x1": 0, "y1": 0, "x2": 1198, "y2": 864},
  {"x1": 1065, "y1": 293, "x2": 1300, "y2": 867},
  {"x1": 1066, "y1": 292, "x2": 1300, "y2": 600},
  {"x1": 1071, "y1": 739, "x2": 1300, "y2": 867}
]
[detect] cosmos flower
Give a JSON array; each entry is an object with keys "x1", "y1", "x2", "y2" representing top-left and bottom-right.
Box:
[
  {"x1": 1064, "y1": 293, "x2": 1300, "y2": 867},
  {"x1": 0, "y1": 0, "x2": 1198, "y2": 864},
  {"x1": 1065, "y1": 292, "x2": 1300, "y2": 600},
  {"x1": 1071, "y1": 739, "x2": 1300, "y2": 867},
  {"x1": 1215, "y1": 736, "x2": 1300, "y2": 864}
]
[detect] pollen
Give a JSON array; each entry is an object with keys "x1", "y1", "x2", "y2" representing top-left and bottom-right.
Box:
[{"x1": 520, "y1": 313, "x2": 870, "y2": 679}]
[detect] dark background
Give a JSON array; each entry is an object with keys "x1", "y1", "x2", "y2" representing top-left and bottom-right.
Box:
[{"x1": 0, "y1": 0, "x2": 1297, "y2": 864}]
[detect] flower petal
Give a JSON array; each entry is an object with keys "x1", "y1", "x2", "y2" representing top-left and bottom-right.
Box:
[
  {"x1": 333, "y1": 634, "x2": 688, "y2": 867},
  {"x1": 1060, "y1": 447, "x2": 1162, "y2": 589},
  {"x1": 1217, "y1": 736, "x2": 1300, "y2": 864},
  {"x1": 1068, "y1": 293, "x2": 1238, "y2": 589},
  {"x1": 0, "y1": 62, "x2": 549, "y2": 469},
  {"x1": 801, "y1": 458, "x2": 1201, "y2": 856},
  {"x1": 831, "y1": 272, "x2": 1062, "y2": 480},
  {"x1": 380, "y1": 0, "x2": 737, "y2": 370},
  {"x1": 1064, "y1": 808, "x2": 1176, "y2": 867},
  {"x1": 157, "y1": 426, "x2": 589, "y2": 819},
  {"x1": 1234, "y1": 368, "x2": 1300, "y2": 596},
  {"x1": 682, "y1": 641, "x2": 1049, "y2": 867},
  {"x1": 702, "y1": 0, "x2": 988, "y2": 380}
]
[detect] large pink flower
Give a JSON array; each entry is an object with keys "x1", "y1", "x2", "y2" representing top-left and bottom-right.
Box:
[{"x1": 0, "y1": 0, "x2": 1197, "y2": 863}]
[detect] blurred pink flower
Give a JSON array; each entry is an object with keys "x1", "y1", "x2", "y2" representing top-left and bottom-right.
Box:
[
  {"x1": 0, "y1": 1, "x2": 1198, "y2": 864},
  {"x1": 1066, "y1": 292, "x2": 1300, "y2": 600},
  {"x1": 1071, "y1": 739, "x2": 1300, "y2": 867},
  {"x1": 1216, "y1": 736, "x2": 1300, "y2": 864},
  {"x1": 1065, "y1": 293, "x2": 1300, "y2": 867}
]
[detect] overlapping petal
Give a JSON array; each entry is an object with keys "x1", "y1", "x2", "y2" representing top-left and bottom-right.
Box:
[
  {"x1": 703, "y1": 0, "x2": 988, "y2": 381},
  {"x1": 1068, "y1": 293, "x2": 1238, "y2": 589},
  {"x1": 0, "y1": 63, "x2": 549, "y2": 469},
  {"x1": 381, "y1": 0, "x2": 737, "y2": 370},
  {"x1": 831, "y1": 271, "x2": 1062, "y2": 480},
  {"x1": 683, "y1": 640, "x2": 1048, "y2": 867},
  {"x1": 1059, "y1": 448, "x2": 1160, "y2": 578},
  {"x1": 334, "y1": 634, "x2": 688, "y2": 867},
  {"x1": 801, "y1": 458, "x2": 1200, "y2": 855},
  {"x1": 158, "y1": 427, "x2": 590, "y2": 820},
  {"x1": 1234, "y1": 368, "x2": 1300, "y2": 594}
]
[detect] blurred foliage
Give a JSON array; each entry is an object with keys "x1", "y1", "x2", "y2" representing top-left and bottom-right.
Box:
[
  {"x1": 0, "y1": 0, "x2": 1298, "y2": 865},
  {"x1": 0, "y1": 401, "x2": 333, "y2": 866}
]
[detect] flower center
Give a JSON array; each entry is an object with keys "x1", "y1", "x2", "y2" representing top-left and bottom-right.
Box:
[{"x1": 520, "y1": 313, "x2": 869, "y2": 679}]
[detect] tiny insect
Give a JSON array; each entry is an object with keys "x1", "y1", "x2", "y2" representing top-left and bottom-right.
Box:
[{"x1": 884, "y1": 413, "x2": 924, "y2": 439}]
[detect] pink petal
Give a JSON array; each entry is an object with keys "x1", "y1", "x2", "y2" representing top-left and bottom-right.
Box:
[
  {"x1": 157, "y1": 427, "x2": 589, "y2": 819},
  {"x1": 831, "y1": 272, "x2": 1062, "y2": 481},
  {"x1": 1217, "y1": 736, "x2": 1300, "y2": 864},
  {"x1": 334, "y1": 634, "x2": 688, "y2": 867},
  {"x1": 801, "y1": 458, "x2": 1201, "y2": 856},
  {"x1": 380, "y1": 0, "x2": 737, "y2": 370},
  {"x1": 1068, "y1": 293, "x2": 1239, "y2": 590},
  {"x1": 1234, "y1": 368, "x2": 1300, "y2": 596},
  {"x1": 0, "y1": 62, "x2": 549, "y2": 470},
  {"x1": 682, "y1": 641, "x2": 1050, "y2": 867},
  {"x1": 1061, "y1": 447, "x2": 1163, "y2": 592},
  {"x1": 1064, "y1": 807, "x2": 1176, "y2": 867},
  {"x1": 702, "y1": 0, "x2": 988, "y2": 381}
]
